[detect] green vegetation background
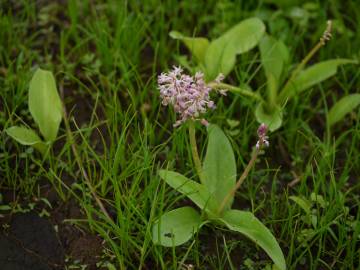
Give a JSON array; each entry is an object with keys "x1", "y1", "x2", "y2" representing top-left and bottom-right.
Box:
[{"x1": 0, "y1": 1, "x2": 359, "y2": 269}]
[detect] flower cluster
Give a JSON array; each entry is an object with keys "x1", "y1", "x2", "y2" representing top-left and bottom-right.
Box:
[
  {"x1": 256, "y1": 123, "x2": 269, "y2": 149},
  {"x1": 158, "y1": 66, "x2": 221, "y2": 127},
  {"x1": 320, "y1": 20, "x2": 332, "y2": 45}
]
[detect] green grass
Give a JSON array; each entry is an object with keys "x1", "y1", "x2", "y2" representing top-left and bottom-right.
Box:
[{"x1": 1, "y1": 1, "x2": 360, "y2": 269}]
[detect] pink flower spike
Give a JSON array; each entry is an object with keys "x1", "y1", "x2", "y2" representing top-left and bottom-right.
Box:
[
  {"x1": 257, "y1": 123, "x2": 268, "y2": 138},
  {"x1": 256, "y1": 123, "x2": 269, "y2": 149},
  {"x1": 158, "y1": 66, "x2": 221, "y2": 127}
]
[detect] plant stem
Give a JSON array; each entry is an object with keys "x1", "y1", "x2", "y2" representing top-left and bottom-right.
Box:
[
  {"x1": 60, "y1": 85, "x2": 111, "y2": 221},
  {"x1": 218, "y1": 147, "x2": 260, "y2": 215},
  {"x1": 279, "y1": 38, "x2": 326, "y2": 104},
  {"x1": 208, "y1": 82, "x2": 264, "y2": 103},
  {"x1": 188, "y1": 120, "x2": 205, "y2": 184},
  {"x1": 287, "y1": 42, "x2": 323, "y2": 88}
]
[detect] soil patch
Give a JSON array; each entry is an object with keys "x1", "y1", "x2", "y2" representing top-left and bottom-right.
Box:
[
  {"x1": 0, "y1": 195, "x2": 105, "y2": 270},
  {"x1": 0, "y1": 212, "x2": 64, "y2": 270},
  {"x1": 51, "y1": 199, "x2": 105, "y2": 269}
]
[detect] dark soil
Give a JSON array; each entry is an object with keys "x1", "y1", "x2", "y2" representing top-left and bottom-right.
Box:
[
  {"x1": 0, "y1": 212, "x2": 64, "y2": 270},
  {"x1": 51, "y1": 199, "x2": 105, "y2": 269},
  {"x1": 0, "y1": 195, "x2": 104, "y2": 270}
]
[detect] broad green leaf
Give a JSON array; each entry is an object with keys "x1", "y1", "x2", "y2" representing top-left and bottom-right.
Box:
[
  {"x1": 328, "y1": 93, "x2": 360, "y2": 127},
  {"x1": 5, "y1": 126, "x2": 47, "y2": 154},
  {"x1": 5, "y1": 126, "x2": 42, "y2": 145},
  {"x1": 204, "y1": 38, "x2": 235, "y2": 81},
  {"x1": 169, "y1": 31, "x2": 209, "y2": 64},
  {"x1": 205, "y1": 17, "x2": 265, "y2": 81},
  {"x1": 158, "y1": 170, "x2": 220, "y2": 214},
  {"x1": 279, "y1": 59, "x2": 357, "y2": 103},
  {"x1": 29, "y1": 68, "x2": 63, "y2": 142},
  {"x1": 203, "y1": 124, "x2": 236, "y2": 210},
  {"x1": 289, "y1": 196, "x2": 312, "y2": 215},
  {"x1": 260, "y1": 35, "x2": 289, "y2": 97},
  {"x1": 152, "y1": 206, "x2": 202, "y2": 247},
  {"x1": 255, "y1": 103, "x2": 283, "y2": 131},
  {"x1": 220, "y1": 210, "x2": 286, "y2": 270}
]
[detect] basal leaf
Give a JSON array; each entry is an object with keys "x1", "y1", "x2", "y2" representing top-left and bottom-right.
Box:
[
  {"x1": 205, "y1": 17, "x2": 265, "y2": 81},
  {"x1": 220, "y1": 210, "x2": 286, "y2": 270},
  {"x1": 158, "y1": 170, "x2": 220, "y2": 215},
  {"x1": 169, "y1": 31, "x2": 209, "y2": 64},
  {"x1": 29, "y1": 68, "x2": 63, "y2": 142},
  {"x1": 203, "y1": 124, "x2": 236, "y2": 210},
  {"x1": 279, "y1": 59, "x2": 357, "y2": 103},
  {"x1": 260, "y1": 35, "x2": 289, "y2": 95},
  {"x1": 328, "y1": 93, "x2": 360, "y2": 127},
  {"x1": 205, "y1": 38, "x2": 235, "y2": 81},
  {"x1": 5, "y1": 126, "x2": 47, "y2": 154},
  {"x1": 255, "y1": 103, "x2": 283, "y2": 131},
  {"x1": 152, "y1": 206, "x2": 202, "y2": 247}
]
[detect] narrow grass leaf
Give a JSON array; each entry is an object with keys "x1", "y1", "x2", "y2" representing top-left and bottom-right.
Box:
[
  {"x1": 204, "y1": 17, "x2": 265, "y2": 80},
  {"x1": 5, "y1": 126, "x2": 47, "y2": 154},
  {"x1": 152, "y1": 206, "x2": 202, "y2": 247},
  {"x1": 169, "y1": 31, "x2": 209, "y2": 64},
  {"x1": 158, "y1": 170, "x2": 220, "y2": 214},
  {"x1": 203, "y1": 124, "x2": 236, "y2": 210},
  {"x1": 220, "y1": 210, "x2": 286, "y2": 270},
  {"x1": 279, "y1": 59, "x2": 357, "y2": 103},
  {"x1": 29, "y1": 68, "x2": 63, "y2": 142},
  {"x1": 328, "y1": 93, "x2": 360, "y2": 127}
]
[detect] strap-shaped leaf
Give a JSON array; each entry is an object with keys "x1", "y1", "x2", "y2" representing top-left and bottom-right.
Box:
[
  {"x1": 328, "y1": 93, "x2": 360, "y2": 127},
  {"x1": 29, "y1": 68, "x2": 62, "y2": 142},
  {"x1": 158, "y1": 170, "x2": 219, "y2": 215},
  {"x1": 279, "y1": 59, "x2": 357, "y2": 103},
  {"x1": 5, "y1": 126, "x2": 47, "y2": 154},
  {"x1": 152, "y1": 206, "x2": 202, "y2": 247},
  {"x1": 203, "y1": 124, "x2": 236, "y2": 210},
  {"x1": 169, "y1": 31, "x2": 209, "y2": 64},
  {"x1": 220, "y1": 210, "x2": 286, "y2": 270},
  {"x1": 204, "y1": 17, "x2": 265, "y2": 81}
]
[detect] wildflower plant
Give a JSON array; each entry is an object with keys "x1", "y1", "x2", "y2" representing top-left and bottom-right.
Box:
[
  {"x1": 5, "y1": 68, "x2": 63, "y2": 155},
  {"x1": 171, "y1": 18, "x2": 359, "y2": 132},
  {"x1": 4, "y1": 68, "x2": 111, "y2": 219},
  {"x1": 152, "y1": 67, "x2": 286, "y2": 270}
]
